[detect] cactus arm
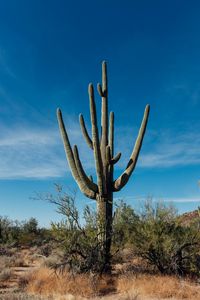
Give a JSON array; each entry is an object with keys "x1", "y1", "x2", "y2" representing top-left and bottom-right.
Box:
[
  {"x1": 106, "y1": 146, "x2": 121, "y2": 165},
  {"x1": 57, "y1": 108, "x2": 96, "y2": 199},
  {"x1": 108, "y1": 111, "x2": 114, "y2": 192},
  {"x1": 109, "y1": 111, "x2": 114, "y2": 156},
  {"x1": 79, "y1": 114, "x2": 93, "y2": 150},
  {"x1": 113, "y1": 105, "x2": 150, "y2": 191},
  {"x1": 99, "y1": 61, "x2": 108, "y2": 194},
  {"x1": 97, "y1": 83, "x2": 103, "y2": 97},
  {"x1": 102, "y1": 61, "x2": 108, "y2": 95},
  {"x1": 111, "y1": 152, "x2": 121, "y2": 165},
  {"x1": 106, "y1": 145, "x2": 111, "y2": 165},
  {"x1": 100, "y1": 61, "x2": 108, "y2": 161},
  {"x1": 108, "y1": 112, "x2": 121, "y2": 164},
  {"x1": 88, "y1": 83, "x2": 104, "y2": 194},
  {"x1": 73, "y1": 145, "x2": 98, "y2": 193},
  {"x1": 88, "y1": 175, "x2": 93, "y2": 182}
]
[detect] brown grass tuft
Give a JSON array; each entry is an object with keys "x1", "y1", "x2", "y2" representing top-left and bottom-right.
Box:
[
  {"x1": 117, "y1": 274, "x2": 200, "y2": 299},
  {"x1": 26, "y1": 267, "x2": 116, "y2": 298},
  {"x1": 0, "y1": 268, "x2": 13, "y2": 281}
]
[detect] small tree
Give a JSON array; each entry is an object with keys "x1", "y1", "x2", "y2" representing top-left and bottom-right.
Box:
[{"x1": 23, "y1": 218, "x2": 38, "y2": 234}]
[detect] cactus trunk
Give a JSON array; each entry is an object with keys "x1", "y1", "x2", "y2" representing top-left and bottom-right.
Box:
[
  {"x1": 57, "y1": 61, "x2": 150, "y2": 272},
  {"x1": 96, "y1": 193, "x2": 113, "y2": 267}
]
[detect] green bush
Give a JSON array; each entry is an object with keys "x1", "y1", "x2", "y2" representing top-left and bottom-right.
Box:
[
  {"x1": 0, "y1": 216, "x2": 16, "y2": 244},
  {"x1": 0, "y1": 216, "x2": 51, "y2": 247},
  {"x1": 112, "y1": 200, "x2": 139, "y2": 249},
  {"x1": 132, "y1": 200, "x2": 200, "y2": 276}
]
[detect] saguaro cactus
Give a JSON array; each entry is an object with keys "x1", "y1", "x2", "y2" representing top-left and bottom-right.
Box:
[{"x1": 57, "y1": 61, "x2": 150, "y2": 269}]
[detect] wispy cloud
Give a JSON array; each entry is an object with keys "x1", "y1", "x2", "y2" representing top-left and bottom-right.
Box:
[
  {"x1": 0, "y1": 115, "x2": 200, "y2": 179},
  {"x1": 139, "y1": 130, "x2": 200, "y2": 168},
  {"x1": 108, "y1": 125, "x2": 200, "y2": 169},
  {"x1": 114, "y1": 195, "x2": 200, "y2": 204},
  {"x1": 0, "y1": 125, "x2": 63, "y2": 179},
  {"x1": 163, "y1": 197, "x2": 200, "y2": 203},
  {"x1": 0, "y1": 119, "x2": 95, "y2": 179}
]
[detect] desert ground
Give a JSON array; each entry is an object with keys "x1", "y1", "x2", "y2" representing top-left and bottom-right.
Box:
[{"x1": 1, "y1": 246, "x2": 200, "y2": 300}]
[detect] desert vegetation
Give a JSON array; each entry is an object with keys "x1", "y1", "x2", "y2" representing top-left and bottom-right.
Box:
[{"x1": 1, "y1": 191, "x2": 200, "y2": 299}]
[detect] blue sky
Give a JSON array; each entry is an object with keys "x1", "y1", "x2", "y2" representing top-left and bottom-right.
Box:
[{"x1": 0, "y1": 0, "x2": 200, "y2": 226}]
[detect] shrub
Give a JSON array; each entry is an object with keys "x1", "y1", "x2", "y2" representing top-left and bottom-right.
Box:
[
  {"x1": 132, "y1": 200, "x2": 200, "y2": 275},
  {"x1": 0, "y1": 215, "x2": 51, "y2": 247},
  {"x1": 112, "y1": 200, "x2": 139, "y2": 249},
  {"x1": 0, "y1": 216, "x2": 16, "y2": 244}
]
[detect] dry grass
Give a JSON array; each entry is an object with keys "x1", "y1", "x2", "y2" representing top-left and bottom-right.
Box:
[
  {"x1": 41, "y1": 254, "x2": 61, "y2": 268},
  {"x1": 25, "y1": 267, "x2": 116, "y2": 298},
  {"x1": 0, "y1": 256, "x2": 14, "y2": 269},
  {"x1": 0, "y1": 267, "x2": 13, "y2": 281},
  {"x1": 1, "y1": 246, "x2": 200, "y2": 300},
  {"x1": 0, "y1": 293, "x2": 49, "y2": 300},
  {"x1": 0, "y1": 253, "x2": 26, "y2": 269},
  {"x1": 24, "y1": 267, "x2": 200, "y2": 300},
  {"x1": 117, "y1": 274, "x2": 200, "y2": 299}
]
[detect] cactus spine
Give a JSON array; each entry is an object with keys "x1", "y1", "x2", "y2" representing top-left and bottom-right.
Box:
[{"x1": 57, "y1": 61, "x2": 150, "y2": 270}]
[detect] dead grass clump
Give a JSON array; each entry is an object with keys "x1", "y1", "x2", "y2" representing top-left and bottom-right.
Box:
[
  {"x1": 117, "y1": 274, "x2": 200, "y2": 299},
  {"x1": 8, "y1": 247, "x2": 18, "y2": 256},
  {"x1": 18, "y1": 272, "x2": 33, "y2": 290},
  {"x1": 41, "y1": 254, "x2": 60, "y2": 268},
  {"x1": 0, "y1": 267, "x2": 13, "y2": 281},
  {"x1": 0, "y1": 293, "x2": 51, "y2": 299},
  {"x1": 0, "y1": 253, "x2": 27, "y2": 269},
  {"x1": 0, "y1": 255, "x2": 14, "y2": 269},
  {"x1": 26, "y1": 267, "x2": 92, "y2": 297},
  {"x1": 14, "y1": 256, "x2": 27, "y2": 267},
  {"x1": 26, "y1": 267, "x2": 116, "y2": 298}
]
